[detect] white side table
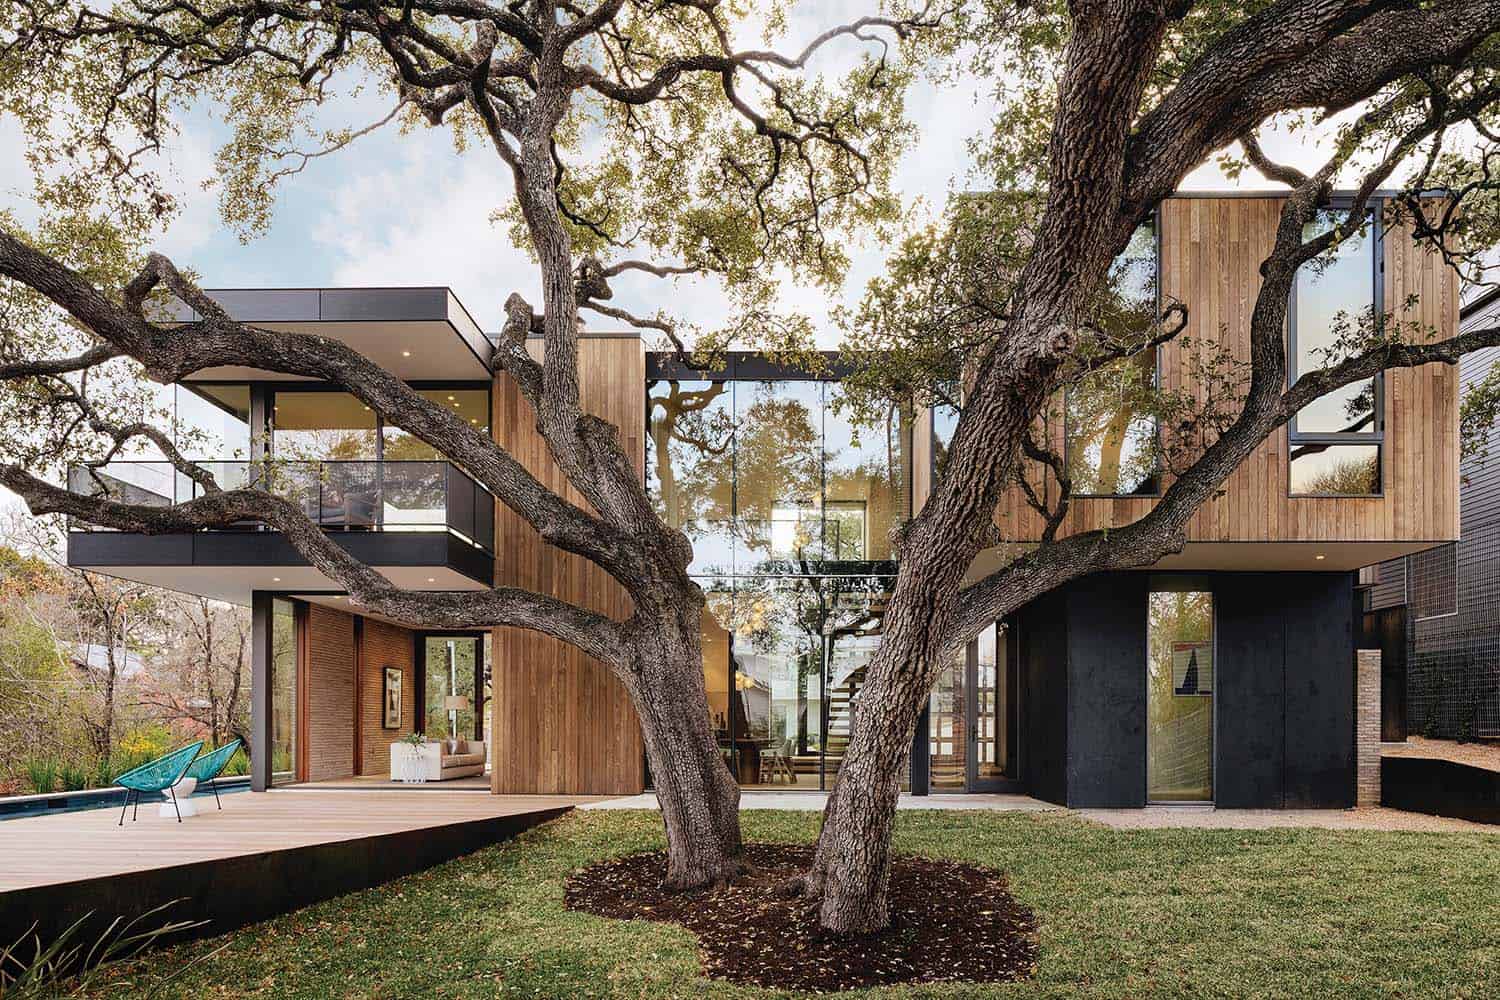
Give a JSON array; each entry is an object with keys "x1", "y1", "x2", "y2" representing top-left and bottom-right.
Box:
[{"x1": 160, "y1": 776, "x2": 199, "y2": 818}]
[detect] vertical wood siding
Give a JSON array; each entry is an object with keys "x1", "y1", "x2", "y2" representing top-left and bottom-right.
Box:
[
  {"x1": 490, "y1": 337, "x2": 647, "y2": 795},
  {"x1": 979, "y1": 196, "x2": 1459, "y2": 544}
]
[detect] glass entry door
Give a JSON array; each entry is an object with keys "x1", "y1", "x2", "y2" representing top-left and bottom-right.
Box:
[{"x1": 930, "y1": 620, "x2": 1017, "y2": 792}]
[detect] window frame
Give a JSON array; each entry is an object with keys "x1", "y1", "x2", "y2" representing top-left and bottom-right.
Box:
[
  {"x1": 1063, "y1": 211, "x2": 1164, "y2": 499},
  {"x1": 1286, "y1": 200, "x2": 1385, "y2": 498}
]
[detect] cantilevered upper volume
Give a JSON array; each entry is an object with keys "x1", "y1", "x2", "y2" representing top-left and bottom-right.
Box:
[{"x1": 161, "y1": 286, "x2": 494, "y2": 382}]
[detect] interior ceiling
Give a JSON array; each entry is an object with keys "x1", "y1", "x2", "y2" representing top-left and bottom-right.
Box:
[
  {"x1": 185, "y1": 321, "x2": 491, "y2": 382},
  {"x1": 960, "y1": 539, "x2": 1449, "y2": 587},
  {"x1": 71, "y1": 564, "x2": 489, "y2": 608}
]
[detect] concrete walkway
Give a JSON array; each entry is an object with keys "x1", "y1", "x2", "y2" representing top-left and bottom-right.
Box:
[
  {"x1": 581, "y1": 791, "x2": 1056, "y2": 812},
  {"x1": 584, "y1": 792, "x2": 1494, "y2": 832}
]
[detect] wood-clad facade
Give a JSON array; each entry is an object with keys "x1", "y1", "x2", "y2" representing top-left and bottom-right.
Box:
[
  {"x1": 489, "y1": 336, "x2": 647, "y2": 795},
  {"x1": 982, "y1": 195, "x2": 1459, "y2": 548}
]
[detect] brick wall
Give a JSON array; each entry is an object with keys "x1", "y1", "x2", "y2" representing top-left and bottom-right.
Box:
[
  {"x1": 1357, "y1": 649, "x2": 1382, "y2": 807},
  {"x1": 359, "y1": 618, "x2": 416, "y2": 776},
  {"x1": 304, "y1": 605, "x2": 355, "y2": 782}
]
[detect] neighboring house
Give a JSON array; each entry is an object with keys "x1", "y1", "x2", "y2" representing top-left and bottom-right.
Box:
[
  {"x1": 69, "y1": 643, "x2": 145, "y2": 681},
  {"x1": 66, "y1": 191, "x2": 1460, "y2": 808},
  {"x1": 1361, "y1": 288, "x2": 1500, "y2": 745}
]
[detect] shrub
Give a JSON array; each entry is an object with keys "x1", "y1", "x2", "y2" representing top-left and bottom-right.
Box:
[
  {"x1": 58, "y1": 762, "x2": 88, "y2": 792},
  {"x1": 222, "y1": 748, "x2": 249, "y2": 776},
  {"x1": 24, "y1": 758, "x2": 58, "y2": 795}
]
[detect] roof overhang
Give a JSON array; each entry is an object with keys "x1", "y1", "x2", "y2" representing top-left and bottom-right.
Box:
[
  {"x1": 962, "y1": 539, "x2": 1450, "y2": 587},
  {"x1": 161, "y1": 287, "x2": 494, "y2": 382}
]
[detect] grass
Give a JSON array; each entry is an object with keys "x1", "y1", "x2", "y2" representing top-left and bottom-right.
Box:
[{"x1": 77, "y1": 809, "x2": 1499, "y2": 999}]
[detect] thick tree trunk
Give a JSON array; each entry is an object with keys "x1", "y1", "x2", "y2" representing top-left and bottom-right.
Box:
[{"x1": 627, "y1": 606, "x2": 743, "y2": 889}]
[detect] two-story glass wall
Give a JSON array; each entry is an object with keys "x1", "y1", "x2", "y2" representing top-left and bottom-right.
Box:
[{"x1": 647, "y1": 369, "x2": 909, "y2": 788}]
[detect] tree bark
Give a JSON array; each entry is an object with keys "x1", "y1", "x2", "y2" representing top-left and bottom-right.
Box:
[{"x1": 627, "y1": 603, "x2": 744, "y2": 888}]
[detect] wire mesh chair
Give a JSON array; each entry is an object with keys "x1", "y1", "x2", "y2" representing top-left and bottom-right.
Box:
[
  {"x1": 114, "y1": 742, "x2": 204, "y2": 825},
  {"x1": 185, "y1": 740, "x2": 243, "y2": 810}
]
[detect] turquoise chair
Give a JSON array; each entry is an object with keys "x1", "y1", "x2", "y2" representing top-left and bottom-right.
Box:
[
  {"x1": 114, "y1": 741, "x2": 203, "y2": 825},
  {"x1": 186, "y1": 739, "x2": 243, "y2": 810}
]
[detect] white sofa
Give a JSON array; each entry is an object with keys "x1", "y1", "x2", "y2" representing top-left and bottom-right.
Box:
[{"x1": 390, "y1": 739, "x2": 486, "y2": 782}]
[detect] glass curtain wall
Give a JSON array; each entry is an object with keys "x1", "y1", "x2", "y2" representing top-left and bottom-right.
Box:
[
  {"x1": 270, "y1": 597, "x2": 299, "y2": 785},
  {"x1": 649, "y1": 376, "x2": 908, "y2": 789},
  {"x1": 1146, "y1": 586, "x2": 1215, "y2": 802}
]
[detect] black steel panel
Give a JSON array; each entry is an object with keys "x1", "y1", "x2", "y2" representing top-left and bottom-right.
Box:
[
  {"x1": 1282, "y1": 573, "x2": 1356, "y2": 808},
  {"x1": 1215, "y1": 575, "x2": 1287, "y2": 808},
  {"x1": 68, "y1": 531, "x2": 194, "y2": 566},
  {"x1": 1064, "y1": 575, "x2": 1147, "y2": 807},
  {"x1": 318, "y1": 287, "x2": 448, "y2": 322},
  {"x1": 1018, "y1": 589, "x2": 1068, "y2": 806}
]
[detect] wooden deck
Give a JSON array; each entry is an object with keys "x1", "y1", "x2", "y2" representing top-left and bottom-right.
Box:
[{"x1": 0, "y1": 788, "x2": 593, "y2": 952}]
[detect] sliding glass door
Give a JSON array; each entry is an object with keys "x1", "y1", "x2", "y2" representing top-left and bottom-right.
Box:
[{"x1": 929, "y1": 620, "x2": 1017, "y2": 792}]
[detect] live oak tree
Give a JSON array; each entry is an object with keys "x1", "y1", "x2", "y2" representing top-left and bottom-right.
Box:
[
  {"x1": 0, "y1": 0, "x2": 930, "y2": 891},
  {"x1": 9, "y1": 0, "x2": 1500, "y2": 944}
]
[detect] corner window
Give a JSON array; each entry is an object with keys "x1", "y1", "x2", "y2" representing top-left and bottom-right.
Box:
[
  {"x1": 1065, "y1": 218, "x2": 1161, "y2": 497},
  {"x1": 1289, "y1": 210, "x2": 1381, "y2": 496}
]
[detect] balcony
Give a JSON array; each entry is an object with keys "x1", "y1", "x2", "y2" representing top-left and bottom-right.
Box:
[
  {"x1": 65, "y1": 461, "x2": 496, "y2": 602},
  {"x1": 68, "y1": 460, "x2": 494, "y2": 551}
]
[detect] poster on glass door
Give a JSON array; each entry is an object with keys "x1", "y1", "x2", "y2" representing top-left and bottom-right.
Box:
[{"x1": 1171, "y1": 641, "x2": 1213, "y2": 696}]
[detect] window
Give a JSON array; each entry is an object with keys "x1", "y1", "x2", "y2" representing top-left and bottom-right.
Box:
[
  {"x1": 1065, "y1": 219, "x2": 1161, "y2": 497},
  {"x1": 1410, "y1": 544, "x2": 1458, "y2": 621},
  {"x1": 1289, "y1": 210, "x2": 1381, "y2": 496},
  {"x1": 931, "y1": 399, "x2": 960, "y2": 482},
  {"x1": 1147, "y1": 585, "x2": 1214, "y2": 803},
  {"x1": 270, "y1": 597, "x2": 299, "y2": 786}
]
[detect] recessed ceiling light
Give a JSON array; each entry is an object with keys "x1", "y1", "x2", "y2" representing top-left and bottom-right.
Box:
[
  {"x1": 447, "y1": 395, "x2": 455, "y2": 401},
  {"x1": 401, "y1": 350, "x2": 411, "y2": 357},
  {"x1": 1315, "y1": 554, "x2": 1326, "y2": 561},
  {"x1": 426, "y1": 577, "x2": 435, "y2": 583},
  {"x1": 272, "y1": 577, "x2": 281, "y2": 582}
]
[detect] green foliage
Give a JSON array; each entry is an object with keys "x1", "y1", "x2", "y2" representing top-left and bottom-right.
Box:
[
  {"x1": 23, "y1": 756, "x2": 57, "y2": 795},
  {"x1": 58, "y1": 761, "x2": 89, "y2": 792},
  {"x1": 0, "y1": 901, "x2": 210, "y2": 998}
]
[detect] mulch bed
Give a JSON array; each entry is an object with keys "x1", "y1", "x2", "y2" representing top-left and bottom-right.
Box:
[{"x1": 564, "y1": 843, "x2": 1038, "y2": 993}]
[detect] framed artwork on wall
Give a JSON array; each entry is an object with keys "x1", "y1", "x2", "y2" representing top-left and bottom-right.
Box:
[{"x1": 383, "y1": 666, "x2": 402, "y2": 729}]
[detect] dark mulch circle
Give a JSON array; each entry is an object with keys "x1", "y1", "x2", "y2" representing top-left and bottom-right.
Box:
[{"x1": 564, "y1": 843, "x2": 1038, "y2": 993}]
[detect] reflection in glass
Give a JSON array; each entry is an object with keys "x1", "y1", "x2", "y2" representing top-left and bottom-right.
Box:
[
  {"x1": 932, "y1": 400, "x2": 959, "y2": 482},
  {"x1": 975, "y1": 623, "x2": 1007, "y2": 781},
  {"x1": 647, "y1": 380, "x2": 734, "y2": 575},
  {"x1": 270, "y1": 598, "x2": 298, "y2": 785},
  {"x1": 825, "y1": 387, "x2": 909, "y2": 561},
  {"x1": 929, "y1": 644, "x2": 966, "y2": 790},
  {"x1": 1066, "y1": 221, "x2": 1160, "y2": 496},
  {"x1": 1295, "y1": 213, "x2": 1376, "y2": 434},
  {"x1": 1147, "y1": 588, "x2": 1214, "y2": 802},
  {"x1": 1289, "y1": 443, "x2": 1380, "y2": 496},
  {"x1": 423, "y1": 636, "x2": 479, "y2": 742},
  {"x1": 272, "y1": 391, "x2": 378, "y2": 460},
  {"x1": 735, "y1": 381, "x2": 823, "y2": 572},
  {"x1": 1065, "y1": 348, "x2": 1160, "y2": 495},
  {"x1": 383, "y1": 389, "x2": 490, "y2": 460},
  {"x1": 177, "y1": 384, "x2": 251, "y2": 459}
]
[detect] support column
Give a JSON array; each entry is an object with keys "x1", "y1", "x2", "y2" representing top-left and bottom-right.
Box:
[
  {"x1": 909, "y1": 704, "x2": 930, "y2": 795},
  {"x1": 250, "y1": 590, "x2": 272, "y2": 792},
  {"x1": 1357, "y1": 649, "x2": 1382, "y2": 807}
]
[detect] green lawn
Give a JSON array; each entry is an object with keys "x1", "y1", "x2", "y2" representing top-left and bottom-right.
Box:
[{"x1": 81, "y1": 809, "x2": 1498, "y2": 999}]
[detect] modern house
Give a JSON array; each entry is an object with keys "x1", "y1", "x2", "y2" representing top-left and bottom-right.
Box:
[
  {"x1": 1361, "y1": 287, "x2": 1500, "y2": 746},
  {"x1": 65, "y1": 192, "x2": 1459, "y2": 808}
]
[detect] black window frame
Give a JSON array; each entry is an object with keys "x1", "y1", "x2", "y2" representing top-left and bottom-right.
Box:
[{"x1": 1286, "y1": 200, "x2": 1385, "y2": 498}]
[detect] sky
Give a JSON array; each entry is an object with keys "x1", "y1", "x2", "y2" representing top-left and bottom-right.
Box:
[{"x1": 0, "y1": 4, "x2": 1337, "y2": 349}]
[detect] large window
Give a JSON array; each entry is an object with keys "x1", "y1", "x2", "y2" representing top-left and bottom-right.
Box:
[
  {"x1": 646, "y1": 378, "x2": 910, "y2": 576},
  {"x1": 1147, "y1": 585, "x2": 1214, "y2": 802},
  {"x1": 1289, "y1": 211, "x2": 1381, "y2": 496},
  {"x1": 270, "y1": 597, "x2": 299, "y2": 786},
  {"x1": 1065, "y1": 219, "x2": 1161, "y2": 497},
  {"x1": 422, "y1": 636, "x2": 482, "y2": 744},
  {"x1": 648, "y1": 373, "x2": 907, "y2": 789}
]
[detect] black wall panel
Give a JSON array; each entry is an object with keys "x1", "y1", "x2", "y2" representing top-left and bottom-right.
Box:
[
  {"x1": 1065, "y1": 575, "x2": 1147, "y2": 807},
  {"x1": 1214, "y1": 574, "x2": 1288, "y2": 808},
  {"x1": 1282, "y1": 574, "x2": 1356, "y2": 808},
  {"x1": 1019, "y1": 590, "x2": 1068, "y2": 806}
]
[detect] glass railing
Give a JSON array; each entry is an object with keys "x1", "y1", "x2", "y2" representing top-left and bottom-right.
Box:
[{"x1": 66, "y1": 460, "x2": 495, "y2": 553}]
